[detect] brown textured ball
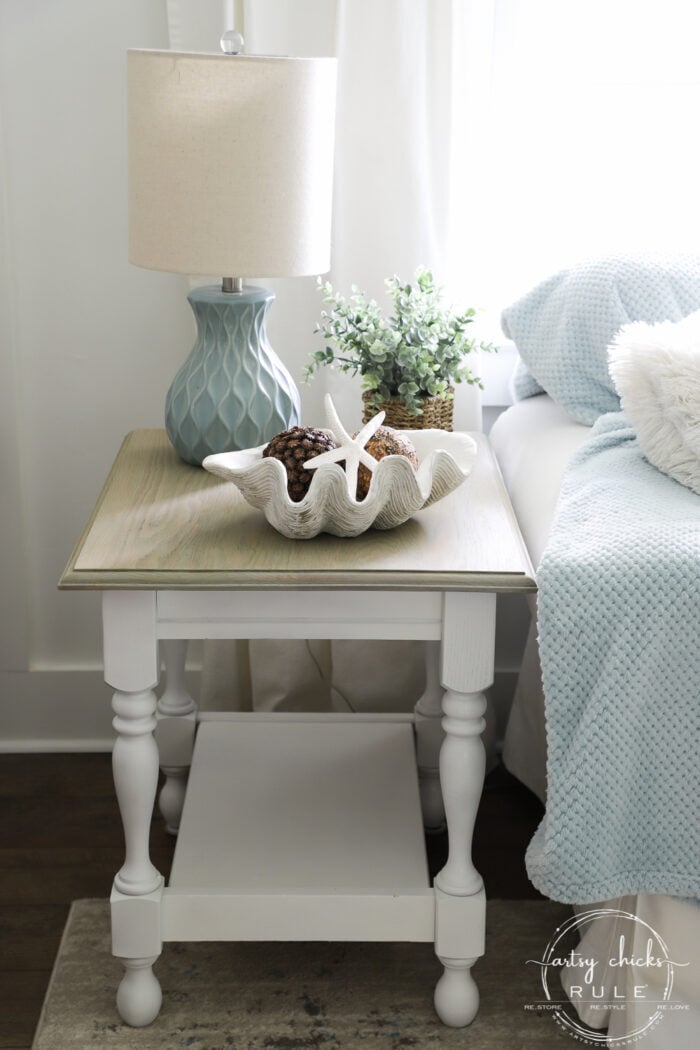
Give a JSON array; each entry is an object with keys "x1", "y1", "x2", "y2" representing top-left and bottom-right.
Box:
[
  {"x1": 263, "y1": 427, "x2": 338, "y2": 502},
  {"x1": 356, "y1": 426, "x2": 419, "y2": 500}
]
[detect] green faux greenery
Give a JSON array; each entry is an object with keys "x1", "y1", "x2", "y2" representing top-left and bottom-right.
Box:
[{"x1": 305, "y1": 268, "x2": 495, "y2": 416}]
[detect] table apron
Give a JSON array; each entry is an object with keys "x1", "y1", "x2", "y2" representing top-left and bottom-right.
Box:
[{"x1": 155, "y1": 589, "x2": 444, "y2": 640}]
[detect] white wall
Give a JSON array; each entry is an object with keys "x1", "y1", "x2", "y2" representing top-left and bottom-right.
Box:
[
  {"x1": 0, "y1": 0, "x2": 344, "y2": 747},
  {"x1": 0, "y1": 0, "x2": 196, "y2": 745}
]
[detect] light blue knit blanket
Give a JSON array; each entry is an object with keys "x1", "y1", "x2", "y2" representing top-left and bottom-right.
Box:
[{"x1": 525, "y1": 412, "x2": 700, "y2": 903}]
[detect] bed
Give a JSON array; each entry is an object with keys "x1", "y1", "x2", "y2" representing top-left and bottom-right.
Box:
[
  {"x1": 490, "y1": 393, "x2": 588, "y2": 802},
  {"x1": 490, "y1": 383, "x2": 700, "y2": 1047}
]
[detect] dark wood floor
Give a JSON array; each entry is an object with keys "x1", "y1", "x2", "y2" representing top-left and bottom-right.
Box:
[{"x1": 0, "y1": 754, "x2": 543, "y2": 1050}]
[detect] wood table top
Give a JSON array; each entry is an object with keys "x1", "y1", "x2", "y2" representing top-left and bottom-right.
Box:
[{"x1": 59, "y1": 429, "x2": 536, "y2": 592}]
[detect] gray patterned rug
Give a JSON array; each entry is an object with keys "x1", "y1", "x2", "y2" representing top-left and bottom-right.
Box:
[{"x1": 33, "y1": 898, "x2": 576, "y2": 1049}]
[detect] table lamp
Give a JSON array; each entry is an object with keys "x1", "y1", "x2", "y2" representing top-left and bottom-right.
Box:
[{"x1": 128, "y1": 46, "x2": 337, "y2": 466}]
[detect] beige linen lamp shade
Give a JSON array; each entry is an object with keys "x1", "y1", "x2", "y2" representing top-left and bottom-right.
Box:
[{"x1": 128, "y1": 50, "x2": 336, "y2": 277}]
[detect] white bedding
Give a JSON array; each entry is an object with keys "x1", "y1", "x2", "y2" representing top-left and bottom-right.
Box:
[
  {"x1": 490, "y1": 393, "x2": 699, "y2": 1049},
  {"x1": 490, "y1": 395, "x2": 589, "y2": 801},
  {"x1": 489, "y1": 393, "x2": 590, "y2": 567}
]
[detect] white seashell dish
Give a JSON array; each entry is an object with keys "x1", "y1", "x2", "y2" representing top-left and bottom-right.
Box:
[{"x1": 203, "y1": 426, "x2": 478, "y2": 540}]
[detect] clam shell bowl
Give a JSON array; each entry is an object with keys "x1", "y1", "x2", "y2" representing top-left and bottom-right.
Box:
[{"x1": 203, "y1": 430, "x2": 478, "y2": 539}]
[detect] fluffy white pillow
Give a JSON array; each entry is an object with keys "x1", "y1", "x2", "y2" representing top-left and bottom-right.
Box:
[{"x1": 608, "y1": 310, "x2": 700, "y2": 495}]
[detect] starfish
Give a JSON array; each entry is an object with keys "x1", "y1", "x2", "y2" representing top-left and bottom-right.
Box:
[{"x1": 304, "y1": 393, "x2": 385, "y2": 498}]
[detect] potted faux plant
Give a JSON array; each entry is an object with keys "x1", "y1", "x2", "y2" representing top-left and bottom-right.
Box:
[{"x1": 305, "y1": 268, "x2": 494, "y2": 429}]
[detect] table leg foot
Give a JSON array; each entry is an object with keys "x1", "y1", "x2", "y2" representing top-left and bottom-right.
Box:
[
  {"x1": 116, "y1": 956, "x2": 162, "y2": 1027},
  {"x1": 434, "y1": 957, "x2": 479, "y2": 1027}
]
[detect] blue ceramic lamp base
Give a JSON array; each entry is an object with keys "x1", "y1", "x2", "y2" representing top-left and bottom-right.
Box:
[{"x1": 165, "y1": 285, "x2": 301, "y2": 466}]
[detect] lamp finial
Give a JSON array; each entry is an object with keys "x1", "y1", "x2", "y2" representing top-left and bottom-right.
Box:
[{"x1": 220, "y1": 29, "x2": 244, "y2": 55}]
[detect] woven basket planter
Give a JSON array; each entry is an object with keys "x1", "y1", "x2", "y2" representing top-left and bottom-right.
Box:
[{"x1": 362, "y1": 388, "x2": 454, "y2": 431}]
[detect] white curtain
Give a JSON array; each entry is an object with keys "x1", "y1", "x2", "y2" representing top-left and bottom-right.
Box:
[
  {"x1": 168, "y1": 0, "x2": 700, "y2": 714},
  {"x1": 163, "y1": 0, "x2": 485, "y2": 715},
  {"x1": 330, "y1": 0, "x2": 488, "y2": 432},
  {"x1": 452, "y1": 0, "x2": 700, "y2": 321},
  {"x1": 239, "y1": 0, "x2": 483, "y2": 435}
]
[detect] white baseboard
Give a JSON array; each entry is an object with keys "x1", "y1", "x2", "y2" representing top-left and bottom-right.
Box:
[
  {"x1": 0, "y1": 737, "x2": 115, "y2": 753},
  {"x1": 0, "y1": 667, "x2": 519, "y2": 754}
]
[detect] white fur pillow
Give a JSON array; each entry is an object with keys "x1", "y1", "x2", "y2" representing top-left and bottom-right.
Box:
[{"x1": 608, "y1": 310, "x2": 700, "y2": 495}]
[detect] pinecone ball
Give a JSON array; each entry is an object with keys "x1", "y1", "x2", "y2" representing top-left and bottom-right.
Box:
[
  {"x1": 262, "y1": 427, "x2": 338, "y2": 502},
  {"x1": 356, "y1": 426, "x2": 419, "y2": 500}
]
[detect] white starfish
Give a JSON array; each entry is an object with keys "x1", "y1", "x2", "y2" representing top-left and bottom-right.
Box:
[{"x1": 304, "y1": 393, "x2": 385, "y2": 498}]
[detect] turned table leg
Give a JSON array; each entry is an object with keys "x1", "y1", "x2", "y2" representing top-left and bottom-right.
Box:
[
  {"x1": 433, "y1": 592, "x2": 494, "y2": 1027},
  {"x1": 103, "y1": 592, "x2": 163, "y2": 1027},
  {"x1": 155, "y1": 639, "x2": 197, "y2": 834},
  {"x1": 414, "y1": 641, "x2": 445, "y2": 831}
]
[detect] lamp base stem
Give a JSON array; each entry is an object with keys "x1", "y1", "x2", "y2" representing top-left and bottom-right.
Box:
[{"x1": 165, "y1": 285, "x2": 301, "y2": 466}]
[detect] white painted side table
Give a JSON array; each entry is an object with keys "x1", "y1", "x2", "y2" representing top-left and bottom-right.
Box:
[{"x1": 60, "y1": 429, "x2": 535, "y2": 1030}]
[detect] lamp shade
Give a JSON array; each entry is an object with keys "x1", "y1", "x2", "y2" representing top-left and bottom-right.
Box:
[{"x1": 128, "y1": 50, "x2": 336, "y2": 277}]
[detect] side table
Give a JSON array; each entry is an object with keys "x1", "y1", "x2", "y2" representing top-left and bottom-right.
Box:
[{"x1": 59, "y1": 429, "x2": 535, "y2": 1029}]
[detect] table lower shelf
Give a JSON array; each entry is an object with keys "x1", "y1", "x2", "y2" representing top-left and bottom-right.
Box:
[{"x1": 164, "y1": 716, "x2": 435, "y2": 943}]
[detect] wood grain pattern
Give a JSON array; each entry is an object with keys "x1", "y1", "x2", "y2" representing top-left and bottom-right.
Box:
[
  {"x1": 0, "y1": 753, "x2": 177, "y2": 1050},
  {"x1": 59, "y1": 430, "x2": 536, "y2": 592}
]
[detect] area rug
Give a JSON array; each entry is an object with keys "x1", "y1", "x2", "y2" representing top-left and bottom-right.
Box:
[{"x1": 33, "y1": 899, "x2": 575, "y2": 1049}]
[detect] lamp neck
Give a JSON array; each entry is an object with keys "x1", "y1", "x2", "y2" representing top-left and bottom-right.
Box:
[{"x1": 222, "y1": 277, "x2": 244, "y2": 294}]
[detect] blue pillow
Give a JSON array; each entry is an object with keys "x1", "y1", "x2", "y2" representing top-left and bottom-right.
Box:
[{"x1": 501, "y1": 254, "x2": 700, "y2": 424}]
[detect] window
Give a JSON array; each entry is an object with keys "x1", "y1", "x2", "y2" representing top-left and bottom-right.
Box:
[{"x1": 450, "y1": 0, "x2": 700, "y2": 329}]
